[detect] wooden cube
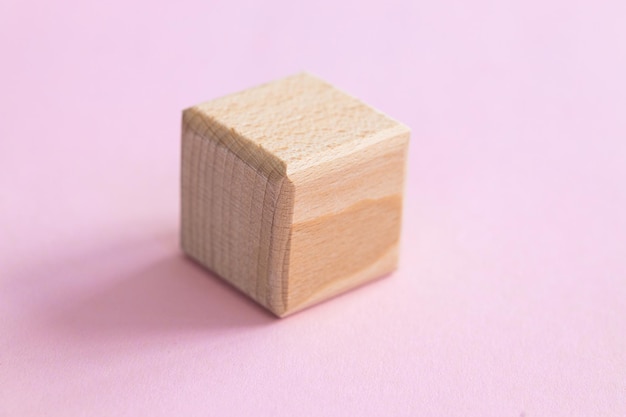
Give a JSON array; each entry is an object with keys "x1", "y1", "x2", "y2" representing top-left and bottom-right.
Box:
[{"x1": 181, "y1": 73, "x2": 410, "y2": 317}]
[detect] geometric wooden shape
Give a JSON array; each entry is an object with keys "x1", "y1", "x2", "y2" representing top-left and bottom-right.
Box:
[{"x1": 181, "y1": 73, "x2": 410, "y2": 316}]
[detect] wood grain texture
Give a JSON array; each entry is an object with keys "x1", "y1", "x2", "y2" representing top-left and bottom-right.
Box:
[{"x1": 181, "y1": 73, "x2": 410, "y2": 317}]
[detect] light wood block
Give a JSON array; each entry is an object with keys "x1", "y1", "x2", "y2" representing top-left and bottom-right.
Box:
[{"x1": 181, "y1": 73, "x2": 410, "y2": 317}]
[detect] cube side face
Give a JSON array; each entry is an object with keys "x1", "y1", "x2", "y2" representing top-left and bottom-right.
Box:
[
  {"x1": 181, "y1": 113, "x2": 294, "y2": 315},
  {"x1": 284, "y1": 130, "x2": 410, "y2": 314}
]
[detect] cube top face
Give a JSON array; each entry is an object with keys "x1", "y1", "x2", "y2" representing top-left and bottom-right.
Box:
[
  {"x1": 184, "y1": 73, "x2": 409, "y2": 175},
  {"x1": 181, "y1": 73, "x2": 410, "y2": 317}
]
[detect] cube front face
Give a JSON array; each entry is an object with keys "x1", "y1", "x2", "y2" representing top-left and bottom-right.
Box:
[
  {"x1": 181, "y1": 73, "x2": 409, "y2": 317},
  {"x1": 286, "y1": 130, "x2": 409, "y2": 313}
]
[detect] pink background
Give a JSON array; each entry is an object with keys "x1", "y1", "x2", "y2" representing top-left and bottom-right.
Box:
[{"x1": 1, "y1": 0, "x2": 625, "y2": 415}]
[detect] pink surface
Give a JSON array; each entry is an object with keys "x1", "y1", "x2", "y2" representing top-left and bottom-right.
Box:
[{"x1": 1, "y1": 0, "x2": 625, "y2": 415}]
